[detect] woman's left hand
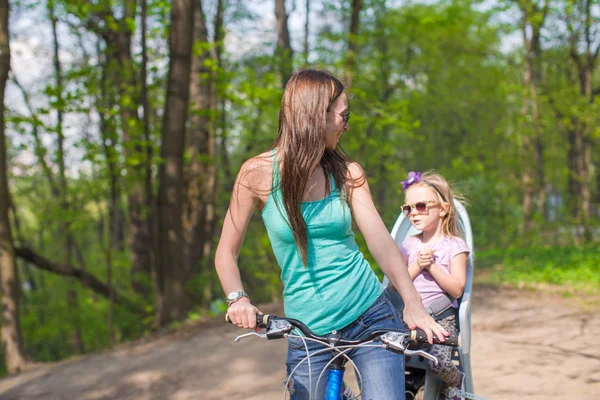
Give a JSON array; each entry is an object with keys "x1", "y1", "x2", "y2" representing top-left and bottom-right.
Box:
[{"x1": 403, "y1": 301, "x2": 448, "y2": 344}]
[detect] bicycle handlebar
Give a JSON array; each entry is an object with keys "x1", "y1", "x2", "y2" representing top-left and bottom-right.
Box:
[{"x1": 225, "y1": 312, "x2": 459, "y2": 347}]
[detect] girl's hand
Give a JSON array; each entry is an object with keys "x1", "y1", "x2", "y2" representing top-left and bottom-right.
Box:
[
  {"x1": 403, "y1": 301, "x2": 449, "y2": 344},
  {"x1": 418, "y1": 248, "x2": 434, "y2": 269},
  {"x1": 227, "y1": 298, "x2": 260, "y2": 329}
]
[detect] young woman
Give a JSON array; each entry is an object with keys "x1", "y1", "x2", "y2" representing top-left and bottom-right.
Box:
[{"x1": 215, "y1": 68, "x2": 447, "y2": 399}]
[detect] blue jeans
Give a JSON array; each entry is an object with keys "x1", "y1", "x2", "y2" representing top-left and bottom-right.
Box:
[{"x1": 285, "y1": 292, "x2": 407, "y2": 399}]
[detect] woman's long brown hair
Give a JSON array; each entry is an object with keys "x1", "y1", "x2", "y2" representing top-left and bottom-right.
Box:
[{"x1": 271, "y1": 69, "x2": 358, "y2": 265}]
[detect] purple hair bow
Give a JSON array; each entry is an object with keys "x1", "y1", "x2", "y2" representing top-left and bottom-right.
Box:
[{"x1": 401, "y1": 171, "x2": 422, "y2": 191}]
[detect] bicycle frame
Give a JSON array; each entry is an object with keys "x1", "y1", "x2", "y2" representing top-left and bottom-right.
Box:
[{"x1": 325, "y1": 357, "x2": 345, "y2": 400}]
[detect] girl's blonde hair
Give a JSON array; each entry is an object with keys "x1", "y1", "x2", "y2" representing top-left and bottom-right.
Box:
[{"x1": 408, "y1": 171, "x2": 466, "y2": 239}]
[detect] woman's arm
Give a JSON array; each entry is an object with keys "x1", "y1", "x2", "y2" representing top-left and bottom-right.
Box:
[
  {"x1": 390, "y1": 255, "x2": 421, "y2": 292},
  {"x1": 347, "y1": 163, "x2": 448, "y2": 343},
  {"x1": 215, "y1": 159, "x2": 262, "y2": 329},
  {"x1": 426, "y1": 253, "x2": 467, "y2": 299}
]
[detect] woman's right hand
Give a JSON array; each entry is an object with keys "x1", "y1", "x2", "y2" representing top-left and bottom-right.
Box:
[
  {"x1": 226, "y1": 298, "x2": 261, "y2": 329},
  {"x1": 403, "y1": 299, "x2": 449, "y2": 344}
]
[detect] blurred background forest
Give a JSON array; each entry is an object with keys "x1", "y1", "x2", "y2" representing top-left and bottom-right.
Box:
[{"x1": 0, "y1": 0, "x2": 598, "y2": 376}]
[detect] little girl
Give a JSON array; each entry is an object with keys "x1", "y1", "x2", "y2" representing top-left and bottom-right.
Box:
[{"x1": 399, "y1": 171, "x2": 468, "y2": 400}]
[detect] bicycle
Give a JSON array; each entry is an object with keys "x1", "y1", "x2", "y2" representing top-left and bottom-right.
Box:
[{"x1": 226, "y1": 313, "x2": 459, "y2": 400}]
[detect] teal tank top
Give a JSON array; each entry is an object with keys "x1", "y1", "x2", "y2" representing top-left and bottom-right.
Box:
[{"x1": 261, "y1": 150, "x2": 382, "y2": 335}]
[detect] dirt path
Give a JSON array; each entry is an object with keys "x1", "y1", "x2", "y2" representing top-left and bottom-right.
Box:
[{"x1": 0, "y1": 285, "x2": 598, "y2": 400}]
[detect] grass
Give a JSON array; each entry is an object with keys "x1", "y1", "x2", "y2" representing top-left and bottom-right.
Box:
[{"x1": 475, "y1": 245, "x2": 600, "y2": 296}]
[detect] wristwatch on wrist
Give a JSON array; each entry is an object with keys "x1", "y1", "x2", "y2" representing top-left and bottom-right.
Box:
[{"x1": 226, "y1": 291, "x2": 250, "y2": 306}]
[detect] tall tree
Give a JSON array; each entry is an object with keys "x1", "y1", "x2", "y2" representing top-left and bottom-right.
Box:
[
  {"x1": 184, "y1": 0, "x2": 223, "y2": 307},
  {"x1": 564, "y1": 0, "x2": 598, "y2": 241},
  {"x1": 517, "y1": 0, "x2": 548, "y2": 236},
  {"x1": 97, "y1": 39, "x2": 119, "y2": 344},
  {"x1": 0, "y1": 0, "x2": 28, "y2": 373},
  {"x1": 139, "y1": 0, "x2": 154, "y2": 296},
  {"x1": 155, "y1": 0, "x2": 195, "y2": 326},
  {"x1": 69, "y1": 0, "x2": 153, "y2": 290},
  {"x1": 49, "y1": 0, "x2": 84, "y2": 354},
  {"x1": 304, "y1": 0, "x2": 310, "y2": 64},
  {"x1": 345, "y1": 0, "x2": 363, "y2": 88},
  {"x1": 275, "y1": 0, "x2": 293, "y2": 86},
  {"x1": 111, "y1": 1, "x2": 153, "y2": 295}
]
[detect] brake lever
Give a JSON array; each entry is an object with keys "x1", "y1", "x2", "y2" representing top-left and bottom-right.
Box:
[
  {"x1": 234, "y1": 331, "x2": 267, "y2": 342},
  {"x1": 234, "y1": 319, "x2": 294, "y2": 343},
  {"x1": 405, "y1": 349, "x2": 439, "y2": 366},
  {"x1": 379, "y1": 332, "x2": 439, "y2": 366}
]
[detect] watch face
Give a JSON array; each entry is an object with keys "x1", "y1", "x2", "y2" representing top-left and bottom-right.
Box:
[
  {"x1": 227, "y1": 292, "x2": 239, "y2": 301},
  {"x1": 226, "y1": 291, "x2": 247, "y2": 305}
]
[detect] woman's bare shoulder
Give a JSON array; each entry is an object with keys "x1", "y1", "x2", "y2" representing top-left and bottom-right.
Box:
[
  {"x1": 238, "y1": 151, "x2": 274, "y2": 189},
  {"x1": 344, "y1": 160, "x2": 367, "y2": 184}
]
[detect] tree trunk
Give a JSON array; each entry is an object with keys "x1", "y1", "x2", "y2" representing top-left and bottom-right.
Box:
[
  {"x1": 207, "y1": 0, "x2": 224, "y2": 260},
  {"x1": 518, "y1": 1, "x2": 548, "y2": 235},
  {"x1": 580, "y1": 137, "x2": 592, "y2": 241},
  {"x1": 578, "y1": 0, "x2": 595, "y2": 242},
  {"x1": 303, "y1": 0, "x2": 310, "y2": 65},
  {"x1": 140, "y1": 0, "x2": 155, "y2": 297},
  {"x1": 566, "y1": 0, "x2": 597, "y2": 242},
  {"x1": 567, "y1": 127, "x2": 579, "y2": 217},
  {"x1": 50, "y1": 0, "x2": 85, "y2": 354},
  {"x1": 97, "y1": 43, "x2": 119, "y2": 342},
  {"x1": 183, "y1": 0, "x2": 222, "y2": 308},
  {"x1": 0, "y1": 0, "x2": 28, "y2": 373},
  {"x1": 344, "y1": 0, "x2": 363, "y2": 88},
  {"x1": 115, "y1": 9, "x2": 153, "y2": 296},
  {"x1": 521, "y1": 134, "x2": 534, "y2": 235},
  {"x1": 8, "y1": 196, "x2": 39, "y2": 293},
  {"x1": 526, "y1": 13, "x2": 546, "y2": 218},
  {"x1": 184, "y1": 0, "x2": 211, "y2": 279},
  {"x1": 93, "y1": 1, "x2": 152, "y2": 292},
  {"x1": 520, "y1": 39, "x2": 535, "y2": 235},
  {"x1": 155, "y1": 0, "x2": 195, "y2": 326},
  {"x1": 373, "y1": 8, "x2": 392, "y2": 209},
  {"x1": 104, "y1": 206, "x2": 115, "y2": 345},
  {"x1": 530, "y1": 73, "x2": 545, "y2": 218},
  {"x1": 219, "y1": 97, "x2": 233, "y2": 187},
  {"x1": 274, "y1": 0, "x2": 293, "y2": 87},
  {"x1": 99, "y1": 53, "x2": 123, "y2": 339}
]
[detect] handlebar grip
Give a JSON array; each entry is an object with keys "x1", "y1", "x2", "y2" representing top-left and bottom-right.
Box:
[
  {"x1": 225, "y1": 312, "x2": 269, "y2": 328},
  {"x1": 411, "y1": 329, "x2": 460, "y2": 347},
  {"x1": 256, "y1": 314, "x2": 269, "y2": 327}
]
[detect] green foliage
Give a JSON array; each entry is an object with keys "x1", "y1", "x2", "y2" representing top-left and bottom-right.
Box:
[{"x1": 477, "y1": 246, "x2": 600, "y2": 292}]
